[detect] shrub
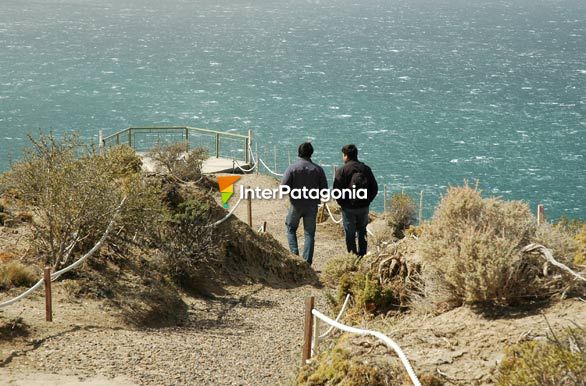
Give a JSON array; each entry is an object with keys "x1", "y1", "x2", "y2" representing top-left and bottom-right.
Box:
[
  {"x1": 322, "y1": 253, "x2": 359, "y2": 287},
  {"x1": 338, "y1": 272, "x2": 397, "y2": 317},
  {"x1": 159, "y1": 198, "x2": 216, "y2": 287},
  {"x1": 386, "y1": 193, "x2": 417, "y2": 238},
  {"x1": 1, "y1": 133, "x2": 165, "y2": 269},
  {"x1": 147, "y1": 142, "x2": 208, "y2": 182},
  {"x1": 497, "y1": 328, "x2": 586, "y2": 386},
  {"x1": 100, "y1": 145, "x2": 142, "y2": 179},
  {"x1": 419, "y1": 184, "x2": 544, "y2": 306},
  {"x1": 574, "y1": 225, "x2": 586, "y2": 266},
  {"x1": 0, "y1": 261, "x2": 37, "y2": 289}
]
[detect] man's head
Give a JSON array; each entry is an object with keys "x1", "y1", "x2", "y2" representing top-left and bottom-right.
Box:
[
  {"x1": 298, "y1": 142, "x2": 314, "y2": 159},
  {"x1": 341, "y1": 144, "x2": 358, "y2": 162}
]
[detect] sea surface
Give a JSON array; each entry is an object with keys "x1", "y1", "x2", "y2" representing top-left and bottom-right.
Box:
[{"x1": 0, "y1": 0, "x2": 584, "y2": 219}]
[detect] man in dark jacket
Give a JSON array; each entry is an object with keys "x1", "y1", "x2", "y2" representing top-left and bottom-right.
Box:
[
  {"x1": 333, "y1": 144, "x2": 378, "y2": 257},
  {"x1": 281, "y1": 142, "x2": 328, "y2": 265}
]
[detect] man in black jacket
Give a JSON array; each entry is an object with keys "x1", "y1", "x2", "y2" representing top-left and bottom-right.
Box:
[
  {"x1": 281, "y1": 142, "x2": 328, "y2": 265},
  {"x1": 333, "y1": 144, "x2": 378, "y2": 257}
]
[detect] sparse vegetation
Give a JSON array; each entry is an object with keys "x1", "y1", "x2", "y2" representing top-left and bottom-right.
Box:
[{"x1": 497, "y1": 327, "x2": 586, "y2": 386}]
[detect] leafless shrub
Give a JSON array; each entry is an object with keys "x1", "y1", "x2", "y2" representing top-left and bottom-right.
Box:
[{"x1": 147, "y1": 142, "x2": 208, "y2": 182}]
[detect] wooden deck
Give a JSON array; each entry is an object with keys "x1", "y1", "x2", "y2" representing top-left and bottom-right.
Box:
[{"x1": 140, "y1": 153, "x2": 251, "y2": 175}]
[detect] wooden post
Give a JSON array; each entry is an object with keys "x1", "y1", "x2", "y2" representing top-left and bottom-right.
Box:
[
  {"x1": 383, "y1": 184, "x2": 388, "y2": 212},
  {"x1": 98, "y1": 130, "x2": 104, "y2": 154},
  {"x1": 44, "y1": 267, "x2": 52, "y2": 322},
  {"x1": 418, "y1": 190, "x2": 424, "y2": 224},
  {"x1": 247, "y1": 186, "x2": 252, "y2": 227},
  {"x1": 537, "y1": 204, "x2": 545, "y2": 225},
  {"x1": 246, "y1": 129, "x2": 252, "y2": 164},
  {"x1": 215, "y1": 133, "x2": 220, "y2": 158},
  {"x1": 262, "y1": 221, "x2": 267, "y2": 233},
  {"x1": 185, "y1": 127, "x2": 190, "y2": 152},
  {"x1": 255, "y1": 142, "x2": 259, "y2": 175},
  {"x1": 128, "y1": 128, "x2": 132, "y2": 148},
  {"x1": 302, "y1": 296, "x2": 315, "y2": 364},
  {"x1": 274, "y1": 145, "x2": 278, "y2": 173}
]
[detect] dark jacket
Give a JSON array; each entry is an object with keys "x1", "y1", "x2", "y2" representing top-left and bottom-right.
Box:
[
  {"x1": 281, "y1": 157, "x2": 328, "y2": 207},
  {"x1": 333, "y1": 159, "x2": 378, "y2": 209}
]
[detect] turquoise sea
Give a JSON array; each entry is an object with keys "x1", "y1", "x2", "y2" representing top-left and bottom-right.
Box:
[{"x1": 0, "y1": 0, "x2": 584, "y2": 219}]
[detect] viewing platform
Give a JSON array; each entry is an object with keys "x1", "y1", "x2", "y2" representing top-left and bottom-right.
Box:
[{"x1": 99, "y1": 126, "x2": 253, "y2": 174}]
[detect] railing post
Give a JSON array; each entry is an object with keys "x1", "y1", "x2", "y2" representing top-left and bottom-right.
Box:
[
  {"x1": 419, "y1": 190, "x2": 424, "y2": 225},
  {"x1": 116, "y1": 133, "x2": 120, "y2": 145},
  {"x1": 537, "y1": 204, "x2": 545, "y2": 225},
  {"x1": 302, "y1": 296, "x2": 315, "y2": 364},
  {"x1": 255, "y1": 143, "x2": 259, "y2": 176},
  {"x1": 44, "y1": 267, "x2": 52, "y2": 322},
  {"x1": 215, "y1": 133, "x2": 220, "y2": 158},
  {"x1": 383, "y1": 184, "x2": 388, "y2": 212},
  {"x1": 128, "y1": 128, "x2": 132, "y2": 148},
  {"x1": 98, "y1": 130, "x2": 104, "y2": 154},
  {"x1": 185, "y1": 127, "x2": 190, "y2": 152},
  {"x1": 246, "y1": 129, "x2": 252, "y2": 164},
  {"x1": 246, "y1": 186, "x2": 253, "y2": 227}
]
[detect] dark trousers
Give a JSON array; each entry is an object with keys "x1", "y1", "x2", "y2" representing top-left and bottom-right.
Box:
[
  {"x1": 285, "y1": 204, "x2": 318, "y2": 265},
  {"x1": 341, "y1": 206, "x2": 369, "y2": 257}
]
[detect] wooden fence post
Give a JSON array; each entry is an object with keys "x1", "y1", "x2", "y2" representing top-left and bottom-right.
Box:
[
  {"x1": 419, "y1": 190, "x2": 424, "y2": 225},
  {"x1": 537, "y1": 204, "x2": 545, "y2": 225},
  {"x1": 215, "y1": 133, "x2": 220, "y2": 158},
  {"x1": 383, "y1": 184, "x2": 388, "y2": 212},
  {"x1": 302, "y1": 296, "x2": 315, "y2": 364},
  {"x1": 247, "y1": 186, "x2": 253, "y2": 228},
  {"x1": 44, "y1": 267, "x2": 52, "y2": 322},
  {"x1": 255, "y1": 143, "x2": 259, "y2": 175},
  {"x1": 185, "y1": 127, "x2": 190, "y2": 152}
]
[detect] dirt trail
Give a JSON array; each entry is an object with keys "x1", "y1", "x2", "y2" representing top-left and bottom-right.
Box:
[{"x1": 0, "y1": 173, "x2": 343, "y2": 386}]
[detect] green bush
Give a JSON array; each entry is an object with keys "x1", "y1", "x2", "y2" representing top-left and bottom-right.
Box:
[
  {"x1": 322, "y1": 253, "x2": 359, "y2": 287},
  {"x1": 497, "y1": 328, "x2": 586, "y2": 386},
  {"x1": 386, "y1": 193, "x2": 417, "y2": 239}
]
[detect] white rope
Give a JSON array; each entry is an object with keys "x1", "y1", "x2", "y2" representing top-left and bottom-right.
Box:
[
  {"x1": 234, "y1": 159, "x2": 257, "y2": 173},
  {"x1": 522, "y1": 243, "x2": 586, "y2": 282},
  {"x1": 0, "y1": 278, "x2": 44, "y2": 308},
  {"x1": 0, "y1": 197, "x2": 127, "y2": 308},
  {"x1": 366, "y1": 226, "x2": 375, "y2": 237},
  {"x1": 311, "y1": 309, "x2": 422, "y2": 386},
  {"x1": 207, "y1": 197, "x2": 243, "y2": 227},
  {"x1": 318, "y1": 294, "x2": 351, "y2": 340},
  {"x1": 258, "y1": 157, "x2": 284, "y2": 177},
  {"x1": 324, "y1": 202, "x2": 343, "y2": 224}
]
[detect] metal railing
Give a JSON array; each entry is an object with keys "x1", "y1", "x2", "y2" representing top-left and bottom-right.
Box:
[{"x1": 99, "y1": 126, "x2": 251, "y2": 163}]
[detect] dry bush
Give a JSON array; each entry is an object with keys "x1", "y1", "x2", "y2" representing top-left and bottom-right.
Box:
[
  {"x1": 147, "y1": 142, "x2": 208, "y2": 182},
  {"x1": 0, "y1": 317, "x2": 30, "y2": 341},
  {"x1": 0, "y1": 133, "x2": 166, "y2": 270},
  {"x1": 534, "y1": 222, "x2": 578, "y2": 264},
  {"x1": 322, "y1": 253, "x2": 359, "y2": 287},
  {"x1": 0, "y1": 261, "x2": 37, "y2": 289},
  {"x1": 419, "y1": 184, "x2": 549, "y2": 307},
  {"x1": 497, "y1": 327, "x2": 586, "y2": 386},
  {"x1": 386, "y1": 192, "x2": 417, "y2": 238},
  {"x1": 0, "y1": 252, "x2": 16, "y2": 263},
  {"x1": 573, "y1": 225, "x2": 586, "y2": 266}
]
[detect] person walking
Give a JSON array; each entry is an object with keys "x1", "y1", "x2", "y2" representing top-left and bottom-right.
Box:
[
  {"x1": 333, "y1": 144, "x2": 378, "y2": 257},
  {"x1": 281, "y1": 142, "x2": 328, "y2": 265}
]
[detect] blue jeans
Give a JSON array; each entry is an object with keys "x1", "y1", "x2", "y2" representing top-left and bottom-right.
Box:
[
  {"x1": 341, "y1": 207, "x2": 369, "y2": 257},
  {"x1": 285, "y1": 204, "x2": 318, "y2": 265}
]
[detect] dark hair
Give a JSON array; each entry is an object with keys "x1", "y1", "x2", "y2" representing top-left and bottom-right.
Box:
[
  {"x1": 298, "y1": 142, "x2": 314, "y2": 159},
  {"x1": 341, "y1": 144, "x2": 358, "y2": 160}
]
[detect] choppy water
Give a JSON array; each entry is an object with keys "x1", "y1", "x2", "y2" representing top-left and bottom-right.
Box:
[{"x1": 0, "y1": 0, "x2": 584, "y2": 219}]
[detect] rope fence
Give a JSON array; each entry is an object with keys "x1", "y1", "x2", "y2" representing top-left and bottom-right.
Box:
[{"x1": 303, "y1": 295, "x2": 422, "y2": 386}]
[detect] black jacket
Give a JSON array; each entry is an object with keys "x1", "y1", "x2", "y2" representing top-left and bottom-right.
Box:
[{"x1": 333, "y1": 159, "x2": 378, "y2": 209}]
